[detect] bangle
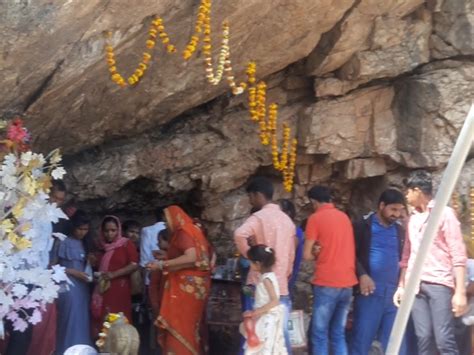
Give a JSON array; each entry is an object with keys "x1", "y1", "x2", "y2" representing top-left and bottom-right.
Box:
[{"x1": 156, "y1": 260, "x2": 163, "y2": 270}]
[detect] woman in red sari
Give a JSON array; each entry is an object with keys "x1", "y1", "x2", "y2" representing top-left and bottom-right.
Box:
[
  {"x1": 91, "y1": 216, "x2": 139, "y2": 333},
  {"x1": 147, "y1": 205, "x2": 212, "y2": 355}
]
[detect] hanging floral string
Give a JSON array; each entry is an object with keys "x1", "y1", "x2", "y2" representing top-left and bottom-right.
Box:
[
  {"x1": 104, "y1": 16, "x2": 178, "y2": 88},
  {"x1": 244, "y1": 61, "x2": 298, "y2": 192},
  {"x1": 183, "y1": 0, "x2": 210, "y2": 60},
  {"x1": 102, "y1": 3, "x2": 299, "y2": 191}
]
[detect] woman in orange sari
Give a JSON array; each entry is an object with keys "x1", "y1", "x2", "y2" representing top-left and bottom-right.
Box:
[{"x1": 146, "y1": 205, "x2": 212, "y2": 355}]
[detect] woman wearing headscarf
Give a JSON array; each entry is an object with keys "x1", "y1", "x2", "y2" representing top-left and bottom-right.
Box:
[
  {"x1": 146, "y1": 205, "x2": 213, "y2": 355},
  {"x1": 91, "y1": 216, "x2": 139, "y2": 332}
]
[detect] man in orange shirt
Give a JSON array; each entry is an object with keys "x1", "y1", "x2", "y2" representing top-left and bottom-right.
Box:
[{"x1": 304, "y1": 185, "x2": 357, "y2": 355}]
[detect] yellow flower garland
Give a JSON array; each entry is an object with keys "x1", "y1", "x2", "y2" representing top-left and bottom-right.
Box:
[
  {"x1": 183, "y1": 0, "x2": 210, "y2": 60},
  {"x1": 104, "y1": 16, "x2": 178, "y2": 87},
  {"x1": 153, "y1": 17, "x2": 177, "y2": 53},
  {"x1": 244, "y1": 61, "x2": 298, "y2": 191},
  {"x1": 103, "y1": 7, "x2": 299, "y2": 191}
]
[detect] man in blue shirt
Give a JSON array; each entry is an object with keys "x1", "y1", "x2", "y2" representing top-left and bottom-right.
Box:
[{"x1": 351, "y1": 189, "x2": 407, "y2": 355}]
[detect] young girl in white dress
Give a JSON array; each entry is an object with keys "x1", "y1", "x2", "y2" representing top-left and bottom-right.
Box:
[{"x1": 242, "y1": 244, "x2": 287, "y2": 355}]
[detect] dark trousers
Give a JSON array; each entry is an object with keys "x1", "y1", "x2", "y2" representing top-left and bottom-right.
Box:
[
  {"x1": 455, "y1": 317, "x2": 471, "y2": 355},
  {"x1": 5, "y1": 319, "x2": 33, "y2": 355},
  {"x1": 412, "y1": 282, "x2": 458, "y2": 355},
  {"x1": 351, "y1": 290, "x2": 407, "y2": 355}
]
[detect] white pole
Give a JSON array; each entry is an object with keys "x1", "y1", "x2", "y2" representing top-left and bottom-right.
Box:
[{"x1": 386, "y1": 103, "x2": 474, "y2": 355}]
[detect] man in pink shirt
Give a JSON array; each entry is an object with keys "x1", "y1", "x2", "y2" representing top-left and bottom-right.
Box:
[
  {"x1": 234, "y1": 176, "x2": 296, "y2": 353},
  {"x1": 394, "y1": 170, "x2": 467, "y2": 355}
]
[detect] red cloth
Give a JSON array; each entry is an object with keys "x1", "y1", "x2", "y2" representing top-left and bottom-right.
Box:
[
  {"x1": 91, "y1": 216, "x2": 139, "y2": 337},
  {"x1": 156, "y1": 205, "x2": 212, "y2": 355},
  {"x1": 149, "y1": 270, "x2": 164, "y2": 318},
  {"x1": 100, "y1": 239, "x2": 138, "y2": 321},
  {"x1": 27, "y1": 303, "x2": 57, "y2": 355},
  {"x1": 306, "y1": 203, "x2": 358, "y2": 288}
]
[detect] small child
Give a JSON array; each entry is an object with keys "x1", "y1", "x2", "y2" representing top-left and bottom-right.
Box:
[
  {"x1": 149, "y1": 229, "x2": 170, "y2": 318},
  {"x1": 242, "y1": 244, "x2": 288, "y2": 355},
  {"x1": 122, "y1": 220, "x2": 141, "y2": 248}
]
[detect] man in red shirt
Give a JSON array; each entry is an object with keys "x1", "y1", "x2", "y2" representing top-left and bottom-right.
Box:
[{"x1": 304, "y1": 185, "x2": 357, "y2": 355}]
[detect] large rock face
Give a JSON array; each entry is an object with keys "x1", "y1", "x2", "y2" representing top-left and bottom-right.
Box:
[
  {"x1": 1, "y1": 0, "x2": 474, "y2": 309},
  {"x1": 1, "y1": 0, "x2": 354, "y2": 153}
]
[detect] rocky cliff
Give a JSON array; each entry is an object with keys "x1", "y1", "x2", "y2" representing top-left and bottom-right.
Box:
[{"x1": 2, "y1": 1, "x2": 473, "y2": 274}]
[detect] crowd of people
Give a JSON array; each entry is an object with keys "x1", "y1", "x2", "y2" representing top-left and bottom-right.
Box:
[{"x1": 1, "y1": 169, "x2": 473, "y2": 355}]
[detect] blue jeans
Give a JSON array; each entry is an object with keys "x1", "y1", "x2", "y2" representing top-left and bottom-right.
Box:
[
  {"x1": 312, "y1": 286, "x2": 352, "y2": 355},
  {"x1": 351, "y1": 289, "x2": 407, "y2": 355}
]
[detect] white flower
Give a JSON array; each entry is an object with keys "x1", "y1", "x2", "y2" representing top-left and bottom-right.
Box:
[
  {"x1": 20, "y1": 152, "x2": 33, "y2": 166},
  {"x1": 2, "y1": 174, "x2": 17, "y2": 189},
  {"x1": 31, "y1": 168, "x2": 43, "y2": 179},
  {"x1": 11, "y1": 284, "x2": 28, "y2": 298},
  {"x1": 51, "y1": 264, "x2": 69, "y2": 283},
  {"x1": 51, "y1": 167, "x2": 66, "y2": 180},
  {"x1": 3, "y1": 154, "x2": 16, "y2": 168},
  {"x1": 52, "y1": 232, "x2": 67, "y2": 241}
]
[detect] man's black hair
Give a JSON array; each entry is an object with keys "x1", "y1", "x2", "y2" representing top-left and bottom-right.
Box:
[
  {"x1": 246, "y1": 176, "x2": 274, "y2": 200},
  {"x1": 51, "y1": 179, "x2": 66, "y2": 193},
  {"x1": 68, "y1": 210, "x2": 90, "y2": 232},
  {"x1": 404, "y1": 170, "x2": 433, "y2": 196},
  {"x1": 122, "y1": 220, "x2": 141, "y2": 232},
  {"x1": 155, "y1": 207, "x2": 166, "y2": 222},
  {"x1": 378, "y1": 188, "x2": 406, "y2": 206},
  {"x1": 278, "y1": 199, "x2": 296, "y2": 220},
  {"x1": 158, "y1": 228, "x2": 170, "y2": 242},
  {"x1": 307, "y1": 185, "x2": 331, "y2": 203}
]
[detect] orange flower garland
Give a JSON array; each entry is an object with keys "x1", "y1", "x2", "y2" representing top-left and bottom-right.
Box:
[
  {"x1": 104, "y1": 17, "x2": 168, "y2": 87},
  {"x1": 283, "y1": 138, "x2": 298, "y2": 192},
  {"x1": 204, "y1": 21, "x2": 229, "y2": 85},
  {"x1": 103, "y1": 6, "x2": 299, "y2": 191},
  {"x1": 245, "y1": 61, "x2": 298, "y2": 191},
  {"x1": 183, "y1": 0, "x2": 210, "y2": 60},
  {"x1": 153, "y1": 17, "x2": 177, "y2": 53}
]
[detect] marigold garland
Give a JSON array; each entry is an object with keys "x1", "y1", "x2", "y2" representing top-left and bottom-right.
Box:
[
  {"x1": 104, "y1": 16, "x2": 178, "y2": 88},
  {"x1": 102, "y1": 5, "x2": 299, "y2": 191},
  {"x1": 183, "y1": 0, "x2": 210, "y2": 60},
  {"x1": 245, "y1": 60, "x2": 298, "y2": 191},
  {"x1": 153, "y1": 17, "x2": 177, "y2": 53}
]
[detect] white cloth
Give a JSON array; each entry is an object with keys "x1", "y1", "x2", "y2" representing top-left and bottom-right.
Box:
[
  {"x1": 254, "y1": 272, "x2": 280, "y2": 308},
  {"x1": 64, "y1": 345, "x2": 98, "y2": 355},
  {"x1": 140, "y1": 221, "x2": 165, "y2": 285},
  {"x1": 30, "y1": 220, "x2": 53, "y2": 269},
  {"x1": 462, "y1": 259, "x2": 474, "y2": 325},
  {"x1": 244, "y1": 272, "x2": 287, "y2": 355}
]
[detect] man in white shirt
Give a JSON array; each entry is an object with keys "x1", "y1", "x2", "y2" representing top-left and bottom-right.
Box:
[{"x1": 140, "y1": 207, "x2": 166, "y2": 285}]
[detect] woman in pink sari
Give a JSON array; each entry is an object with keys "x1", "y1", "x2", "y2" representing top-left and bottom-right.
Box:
[{"x1": 91, "y1": 216, "x2": 139, "y2": 333}]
